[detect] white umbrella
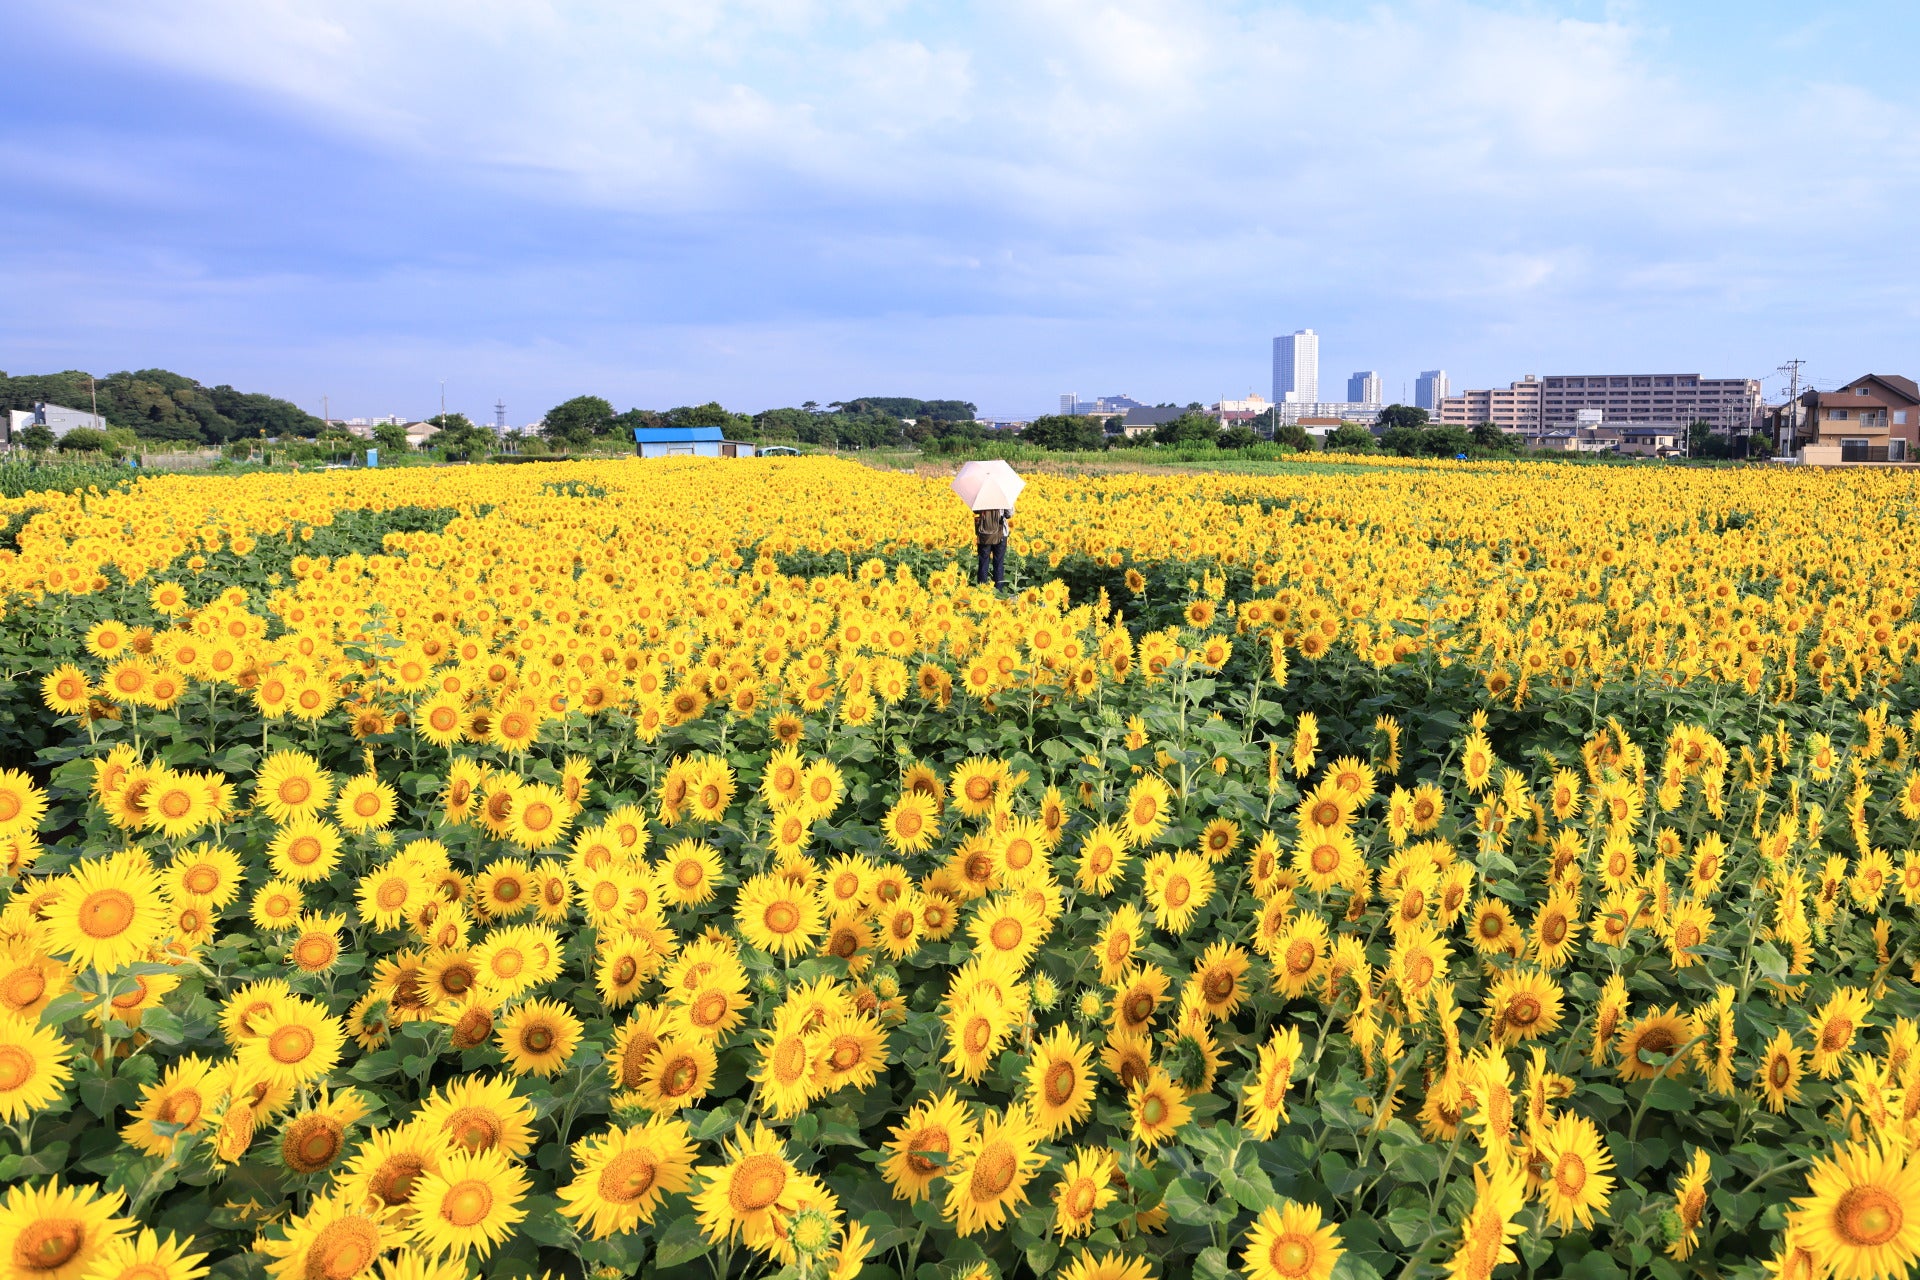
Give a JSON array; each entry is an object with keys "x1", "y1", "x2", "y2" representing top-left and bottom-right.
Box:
[{"x1": 950, "y1": 459, "x2": 1026, "y2": 511}]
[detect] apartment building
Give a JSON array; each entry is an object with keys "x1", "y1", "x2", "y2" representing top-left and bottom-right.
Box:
[
  {"x1": 1437, "y1": 376, "x2": 1542, "y2": 431},
  {"x1": 1538, "y1": 373, "x2": 1761, "y2": 433}
]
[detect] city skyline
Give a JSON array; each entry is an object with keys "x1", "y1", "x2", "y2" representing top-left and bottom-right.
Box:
[{"x1": 4, "y1": 2, "x2": 1917, "y2": 420}]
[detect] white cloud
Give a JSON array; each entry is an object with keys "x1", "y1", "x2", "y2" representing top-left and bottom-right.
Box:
[{"x1": 10, "y1": 0, "x2": 1920, "y2": 403}]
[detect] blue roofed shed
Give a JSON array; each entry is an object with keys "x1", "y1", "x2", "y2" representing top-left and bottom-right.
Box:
[{"x1": 632, "y1": 425, "x2": 757, "y2": 458}]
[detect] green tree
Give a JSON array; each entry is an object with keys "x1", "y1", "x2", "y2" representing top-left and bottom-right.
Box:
[
  {"x1": 1324, "y1": 423, "x2": 1377, "y2": 453},
  {"x1": 1022, "y1": 414, "x2": 1106, "y2": 451},
  {"x1": 431, "y1": 419, "x2": 496, "y2": 460},
  {"x1": 1374, "y1": 404, "x2": 1429, "y2": 432},
  {"x1": 1154, "y1": 412, "x2": 1220, "y2": 447},
  {"x1": 17, "y1": 423, "x2": 54, "y2": 453},
  {"x1": 1220, "y1": 425, "x2": 1259, "y2": 450},
  {"x1": 1472, "y1": 421, "x2": 1520, "y2": 453},
  {"x1": 57, "y1": 427, "x2": 106, "y2": 453},
  {"x1": 372, "y1": 422, "x2": 410, "y2": 454},
  {"x1": 1274, "y1": 424, "x2": 1313, "y2": 452},
  {"x1": 542, "y1": 396, "x2": 615, "y2": 448}
]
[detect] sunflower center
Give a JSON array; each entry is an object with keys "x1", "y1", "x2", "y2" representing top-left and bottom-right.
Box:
[
  {"x1": 1310, "y1": 845, "x2": 1339, "y2": 875},
  {"x1": 601, "y1": 1150, "x2": 659, "y2": 1203},
  {"x1": 972, "y1": 1145, "x2": 1017, "y2": 1198},
  {"x1": 522, "y1": 1025, "x2": 555, "y2": 1054},
  {"x1": 1555, "y1": 1153, "x2": 1587, "y2": 1195},
  {"x1": 906, "y1": 1129, "x2": 949, "y2": 1175},
  {"x1": 1123, "y1": 993, "x2": 1155, "y2": 1025},
  {"x1": 279, "y1": 778, "x2": 312, "y2": 806},
  {"x1": 1821, "y1": 1018, "x2": 1854, "y2": 1053},
  {"x1": 1769, "y1": 1056, "x2": 1793, "y2": 1088},
  {"x1": 310, "y1": 1217, "x2": 381, "y2": 1280},
  {"x1": 964, "y1": 1018, "x2": 993, "y2": 1054},
  {"x1": 0, "y1": 1046, "x2": 33, "y2": 1091},
  {"x1": 764, "y1": 901, "x2": 800, "y2": 935},
  {"x1": 1164, "y1": 877, "x2": 1191, "y2": 908},
  {"x1": 292, "y1": 1119, "x2": 345, "y2": 1170},
  {"x1": 1067, "y1": 1180, "x2": 1096, "y2": 1217},
  {"x1": 1045, "y1": 1060, "x2": 1078, "y2": 1107},
  {"x1": 1204, "y1": 969, "x2": 1236, "y2": 1001},
  {"x1": 731, "y1": 1154, "x2": 788, "y2": 1213},
  {"x1": 1837, "y1": 1186, "x2": 1903, "y2": 1246},
  {"x1": 445, "y1": 1106, "x2": 501, "y2": 1153},
  {"x1": 646, "y1": 1047, "x2": 696, "y2": 1095},
  {"x1": 371, "y1": 1153, "x2": 425, "y2": 1205},
  {"x1": 1542, "y1": 915, "x2": 1567, "y2": 945},
  {"x1": 442, "y1": 1180, "x2": 494, "y2": 1228},
  {"x1": 157, "y1": 1089, "x2": 203, "y2": 1127},
  {"x1": 1509, "y1": 996, "x2": 1541, "y2": 1027},
  {"x1": 1142, "y1": 1095, "x2": 1168, "y2": 1126},
  {"x1": 269, "y1": 1024, "x2": 316, "y2": 1064},
  {"x1": 1270, "y1": 1237, "x2": 1312, "y2": 1277},
  {"x1": 990, "y1": 920, "x2": 1024, "y2": 952},
  {"x1": 772, "y1": 1035, "x2": 809, "y2": 1083},
  {"x1": 1, "y1": 968, "x2": 46, "y2": 1009},
  {"x1": 78, "y1": 888, "x2": 136, "y2": 939},
  {"x1": 14, "y1": 1216, "x2": 86, "y2": 1272}
]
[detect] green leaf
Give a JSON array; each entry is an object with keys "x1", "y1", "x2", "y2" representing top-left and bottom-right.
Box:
[
  {"x1": 1196, "y1": 1246, "x2": 1231, "y2": 1280},
  {"x1": 1160, "y1": 1177, "x2": 1225, "y2": 1225},
  {"x1": 139, "y1": 1007, "x2": 185, "y2": 1046},
  {"x1": 651, "y1": 1215, "x2": 710, "y2": 1268},
  {"x1": 1643, "y1": 1078, "x2": 1693, "y2": 1112}
]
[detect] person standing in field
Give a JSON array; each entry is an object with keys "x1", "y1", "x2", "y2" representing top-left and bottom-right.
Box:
[{"x1": 975, "y1": 507, "x2": 1010, "y2": 589}]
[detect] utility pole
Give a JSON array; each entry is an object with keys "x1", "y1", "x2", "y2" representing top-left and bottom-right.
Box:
[
  {"x1": 89, "y1": 376, "x2": 97, "y2": 418},
  {"x1": 1777, "y1": 359, "x2": 1806, "y2": 457},
  {"x1": 323, "y1": 395, "x2": 330, "y2": 430},
  {"x1": 440, "y1": 382, "x2": 447, "y2": 429}
]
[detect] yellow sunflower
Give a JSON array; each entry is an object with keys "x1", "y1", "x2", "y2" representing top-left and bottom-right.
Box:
[
  {"x1": 495, "y1": 998, "x2": 583, "y2": 1078},
  {"x1": 1241, "y1": 1199, "x2": 1344, "y2": 1280},
  {"x1": 0, "y1": 1179, "x2": 129, "y2": 1280},
  {"x1": 406, "y1": 1146, "x2": 530, "y2": 1260},
  {"x1": 1789, "y1": 1139, "x2": 1920, "y2": 1280},
  {"x1": 1024, "y1": 1024, "x2": 1095, "y2": 1139},
  {"x1": 42, "y1": 853, "x2": 171, "y2": 974},
  {"x1": 557, "y1": 1117, "x2": 698, "y2": 1239},
  {"x1": 1051, "y1": 1146, "x2": 1118, "y2": 1241},
  {"x1": 254, "y1": 750, "x2": 333, "y2": 824},
  {"x1": 0, "y1": 1016, "x2": 72, "y2": 1122},
  {"x1": 1535, "y1": 1110, "x2": 1615, "y2": 1230},
  {"x1": 943, "y1": 1105, "x2": 1045, "y2": 1236}
]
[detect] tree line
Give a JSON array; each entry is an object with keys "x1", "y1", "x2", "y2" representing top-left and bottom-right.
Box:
[
  {"x1": 534, "y1": 397, "x2": 980, "y2": 451},
  {"x1": 0, "y1": 369, "x2": 321, "y2": 444}
]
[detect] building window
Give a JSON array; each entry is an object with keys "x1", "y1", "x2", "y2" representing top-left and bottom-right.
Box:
[
  {"x1": 1896, "y1": 411, "x2": 1908, "y2": 425},
  {"x1": 1831, "y1": 409, "x2": 1849, "y2": 421},
  {"x1": 1856, "y1": 387, "x2": 1870, "y2": 395}
]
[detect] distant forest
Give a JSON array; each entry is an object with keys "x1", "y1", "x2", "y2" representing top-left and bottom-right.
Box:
[{"x1": 0, "y1": 369, "x2": 322, "y2": 444}]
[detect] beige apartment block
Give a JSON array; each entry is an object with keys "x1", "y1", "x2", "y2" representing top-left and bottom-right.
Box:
[
  {"x1": 1437, "y1": 376, "x2": 1542, "y2": 430},
  {"x1": 1538, "y1": 374, "x2": 1761, "y2": 432}
]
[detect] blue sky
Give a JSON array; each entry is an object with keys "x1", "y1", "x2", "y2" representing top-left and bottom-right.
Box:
[{"x1": 3, "y1": 1, "x2": 1917, "y2": 421}]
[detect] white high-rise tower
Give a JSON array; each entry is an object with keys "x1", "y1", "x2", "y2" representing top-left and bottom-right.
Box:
[{"x1": 1272, "y1": 330, "x2": 1319, "y2": 404}]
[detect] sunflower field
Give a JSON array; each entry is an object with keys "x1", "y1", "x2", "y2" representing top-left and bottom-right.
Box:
[{"x1": 0, "y1": 455, "x2": 1919, "y2": 1280}]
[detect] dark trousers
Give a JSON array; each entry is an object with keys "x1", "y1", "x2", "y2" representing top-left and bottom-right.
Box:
[{"x1": 976, "y1": 539, "x2": 1005, "y2": 588}]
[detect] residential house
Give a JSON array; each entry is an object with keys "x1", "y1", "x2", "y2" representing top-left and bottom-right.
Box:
[
  {"x1": 1118, "y1": 407, "x2": 1184, "y2": 439},
  {"x1": 1794, "y1": 374, "x2": 1920, "y2": 464}
]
